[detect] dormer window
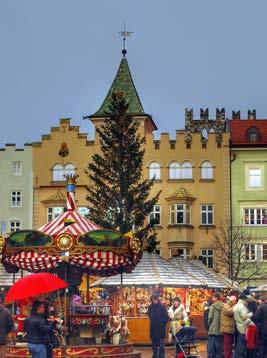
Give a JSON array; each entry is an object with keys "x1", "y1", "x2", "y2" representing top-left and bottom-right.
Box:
[{"x1": 247, "y1": 126, "x2": 260, "y2": 143}]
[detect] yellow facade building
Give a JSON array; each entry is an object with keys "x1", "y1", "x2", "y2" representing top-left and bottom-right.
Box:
[
  {"x1": 33, "y1": 55, "x2": 230, "y2": 269},
  {"x1": 32, "y1": 119, "x2": 94, "y2": 228}
]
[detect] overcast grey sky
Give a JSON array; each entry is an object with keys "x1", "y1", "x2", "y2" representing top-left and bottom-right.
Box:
[{"x1": 1, "y1": 0, "x2": 267, "y2": 146}]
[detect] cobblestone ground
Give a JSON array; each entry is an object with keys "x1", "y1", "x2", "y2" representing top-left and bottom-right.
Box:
[{"x1": 137, "y1": 341, "x2": 207, "y2": 357}]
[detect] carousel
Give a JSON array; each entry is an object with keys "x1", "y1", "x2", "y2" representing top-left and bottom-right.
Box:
[{"x1": 0, "y1": 175, "x2": 142, "y2": 358}]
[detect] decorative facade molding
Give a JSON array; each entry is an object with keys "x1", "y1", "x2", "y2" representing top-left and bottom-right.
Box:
[{"x1": 166, "y1": 186, "x2": 196, "y2": 202}]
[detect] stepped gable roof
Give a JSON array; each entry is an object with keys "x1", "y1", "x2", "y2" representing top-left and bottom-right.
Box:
[
  {"x1": 91, "y1": 251, "x2": 205, "y2": 287},
  {"x1": 229, "y1": 119, "x2": 267, "y2": 146},
  {"x1": 41, "y1": 190, "x2": 66, "y2": 204},
  {"x1": 166, "y1": 186, "x2": 196, "y2": 201}
]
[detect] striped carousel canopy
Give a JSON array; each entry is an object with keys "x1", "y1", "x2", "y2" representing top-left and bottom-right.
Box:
[
  {"x1": 2, "y1": 174, "x2": 141, "y2": 276},
  {"x1": 38, "y1": 210, "x2": 99, "y2": 238},
  {"x1": 39, "y1": 174, "x2": 99, "y2": 237}
]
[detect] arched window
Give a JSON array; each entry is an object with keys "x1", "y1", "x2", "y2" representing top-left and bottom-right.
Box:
[
  {"x1": 181, "y1": 161, "x2": 192, "y2": 179},
  {"x1": 246, "y1": 126, "x2": 260, "y2": 143},
  {"x1": 64, "y1": 163, "x2": 75, "y2": 177},
  {"x1": 149, "y1": 162, "x2": 161, "y2": 180},
  {"x1": 52, "y1": 164, "x2": 64, "y2": 181},
  {"x1": 169, "y1": 162, "x2": 180, "y2": 179},
  {"x1": 52, "y1": 163, "x2": 75, "y2": 181},
  {"x1": 201, "y1": 161, "x2": 213, "y2": 179}
]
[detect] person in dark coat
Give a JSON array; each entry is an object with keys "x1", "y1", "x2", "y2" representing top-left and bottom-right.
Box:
[
  {"x1": 253, "y1": 295, "x2": 267, "y2": 358},
  {"x1": 0, "y1": 294, "x2": 14, "y2": 357},
  {"x1": 148, "y1": 294, "x2": 169, "y2": 358},
  {"x1": 25, "y1": 300, "x2": 58, "y2": 358}
]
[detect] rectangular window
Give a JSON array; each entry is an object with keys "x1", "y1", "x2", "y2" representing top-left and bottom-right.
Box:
[
  {"x1": 11, "y1": 191, "x2": 22, "y2": 207},
  {"x1": 249, "y1": 168, "x2": 262, "y2": 188},
  {"x1": 171, "y1": 248, "x2": 191, "y2": 259},
  {"x1": 245, "y1": 244, "x2": 267, "y2": 261},
  {"x1": 246, "y1": 164, "x2": 264, "y2": 191},
  {"x1": 47, "y1": 207, "x2": 64, "y2": 222},
  {"x1": 244, "y1": 208, "x2": 267, "y2": 225},
  {"x1": 245, "y1": 244, "x2": 256, "y2": 261},
  {"x1": 9, "y1": 220, "x2": 21, "y2": 232},
  {"x1": 12, "y1": 161, "x2": 22, "y2": 176},
  {"x1": 77, "y1": 207, "x2": 90, "y2": 218},
  {"x1": 149, "y1": 205, "x2": 161, "y2": 225},
  {"x1": 201, "y1": 249, "x2": 214, "y2": 268},
  {"x1": 170, "y1": 204, "x2": 191, "y2": 225},
  {"x1": 201, "y1": 205, "x2": 214, "y2": 225}
]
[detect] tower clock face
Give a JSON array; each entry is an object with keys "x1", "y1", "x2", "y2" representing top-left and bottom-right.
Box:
[
  {"x1": 56, "y1": 233, "x2": 74, "y2": 251},
  {"x1": 115, "y1": 90, "x2": 125, "y2": 100}
]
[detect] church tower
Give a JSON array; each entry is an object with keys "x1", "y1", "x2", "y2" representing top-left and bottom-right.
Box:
[{"x1": 88, "y1": 51, "x2": 157, "y2": 138}]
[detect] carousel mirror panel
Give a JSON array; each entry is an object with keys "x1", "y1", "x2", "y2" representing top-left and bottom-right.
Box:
[
  {"x1": 78, "y1": 230, "x2": 127, "y2": 248},
  {"x1": 7, "y1": 230, "x2": 53, "y2": 247}
]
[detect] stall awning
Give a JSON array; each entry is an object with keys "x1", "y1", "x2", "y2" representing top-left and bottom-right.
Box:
[
  {"x1": 171, "y1": 257, "x2": 239, "y2": 290},
  {"x1": 92, "y1": 252, "x2": 207, "y2": 288},
  {"x1": 0, "y1": 264, "x2": 26, "y2": 287}
]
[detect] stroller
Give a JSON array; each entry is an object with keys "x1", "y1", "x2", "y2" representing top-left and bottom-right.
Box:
[{"x1": 174, "y1": 326, "x2": 199, "y2": 358}]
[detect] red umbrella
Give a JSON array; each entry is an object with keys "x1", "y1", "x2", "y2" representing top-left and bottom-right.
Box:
[{"x1": 5, "y1": 273, "x2": 67, "y2": 303}]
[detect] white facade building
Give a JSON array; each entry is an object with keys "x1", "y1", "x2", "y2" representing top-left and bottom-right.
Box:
[{"x1": 0, "y1": 144, "x2": 33, "y2": 236}]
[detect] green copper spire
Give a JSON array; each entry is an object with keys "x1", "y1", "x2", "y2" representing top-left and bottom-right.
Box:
[{"x1": 91, "y1": 57, "x2": 145, "y2": 117}]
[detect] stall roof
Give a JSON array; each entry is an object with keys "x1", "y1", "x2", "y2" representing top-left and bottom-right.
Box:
[
  {"x1": 171, "y1": 257, "x2": 239, "y2": 290},
  {"x1": 92, "y1": 252, "x2": 207, "y2": 288},
  {"x1": 0, "y1": 264, "x2": 22, "y2": 287}
]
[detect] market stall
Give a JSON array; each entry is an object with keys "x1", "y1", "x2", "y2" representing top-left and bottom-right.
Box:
[
  {"x1": 92, "y1": 252, "x2": 238, "y2": 342},
  {"x1": 1, "y1": 175, "x2": 143, "y2": 357}
]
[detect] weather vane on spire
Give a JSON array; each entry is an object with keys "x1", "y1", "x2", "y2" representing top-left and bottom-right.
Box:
[{"x1": 119, "y1": 20, "x2": 133, "y2": 56}]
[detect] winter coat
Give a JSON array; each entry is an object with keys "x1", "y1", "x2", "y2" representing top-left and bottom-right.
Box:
[
  {"x1": 247, "y1": 299, "x2": 258, "y2": 317},
  {"x1": 168, "y1": 304, "x2": 188, "y2": 335},
  {"x1": 24, "y1": 313, "x2": 56, "y2": 344},
  {"x1": 0, "y1": 304, "x2": 14, "y2": 344},
  {"x1": 246, "y1": 324, "x2": 259, "y2": 349},
  {"x1": 233, "y1": 299, "x2": 253, "y2": 334},
  {"x1": 148, "y1": 302, "x2": 169, "y2": 340},
  {"x1": 208, "y1": 301, "x2": 223, "y2": 336},
  {"x1": 253, "y1": 302, "x2": 267, "y2": 339},
  {"x1": 220, "y1": 301, "x2": 236, "y2": 334}
]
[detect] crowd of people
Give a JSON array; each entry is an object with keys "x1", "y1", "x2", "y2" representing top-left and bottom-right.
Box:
[
  {"x1": 206, "y1": 292, "x2": 267, "y2": 358},
  {"x1": 147, "y1": 291, "x2": 267, "y2": 358},
  {"x1": 0, "y1": 290, "x2": 266, "y2": 358}
]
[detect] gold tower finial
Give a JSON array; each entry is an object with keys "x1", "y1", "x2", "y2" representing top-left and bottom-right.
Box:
[{"x1": 65, "y1": 174, "x2": 79, "y2": 185}]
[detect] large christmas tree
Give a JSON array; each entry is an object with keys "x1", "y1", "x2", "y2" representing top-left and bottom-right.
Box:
[{"x1": 86, "y1": 93, "x2": 160, "y2": 242}]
